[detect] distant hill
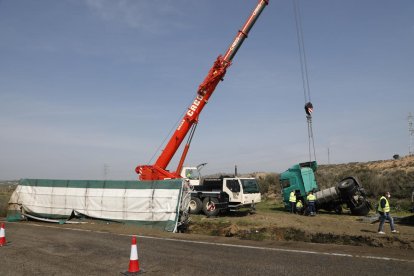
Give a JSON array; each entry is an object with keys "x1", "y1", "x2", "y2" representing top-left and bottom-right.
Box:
[
  {"x1": 253, "y1": 156, "x2": 414, "y2": 202},
  {"x1": 315, "y1": 155, "x2": 414, "y2": 199},
  {"x1": 0, "y1": 180, "x2": 18, "y2": 186}
]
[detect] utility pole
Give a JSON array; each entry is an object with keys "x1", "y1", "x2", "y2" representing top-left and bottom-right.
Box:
[
  {"x1": 409, "y1": 113, "x2": 414, "y2": 156},
  {"x1": 103, "y1": 163, "x2": 110, "y2": 180},
  {"x1": 327, "y1": 147, "x2": 330, "y2": 165}
]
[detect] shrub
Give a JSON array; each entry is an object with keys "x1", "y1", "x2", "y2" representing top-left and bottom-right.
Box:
[{"x1": 257, "y1": 173, "x2": 279, "y2": 195}]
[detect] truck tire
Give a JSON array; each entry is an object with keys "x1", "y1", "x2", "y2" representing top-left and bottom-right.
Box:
[
  {"x1": 350, "y1": 202, "x2": 370, "y2": 216},
  {"x1": 337, "y1": 178, "x2": 356, "y2": 196},
  {"x1": 334, "y1": 205, "x2": 343, "y2": 214},
  {"x1": 202, "y1": 197, "x2": 220, "y2": 217},
  {"x1": 189, "y1": 197, "x2": 202, "y2": 214}
]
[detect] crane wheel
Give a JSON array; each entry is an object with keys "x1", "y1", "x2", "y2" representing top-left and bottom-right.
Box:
[
  {"x1": 189, "y1": 197, "x2": 202, "y2": 214},
  {"x1": 202, "y1": 197, "x2": 220, "y2": 217}
]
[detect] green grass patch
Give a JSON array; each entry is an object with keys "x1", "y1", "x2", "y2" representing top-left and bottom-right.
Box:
[{"x1": 255, "y1": 199, "x2": 285, "y2": 213}]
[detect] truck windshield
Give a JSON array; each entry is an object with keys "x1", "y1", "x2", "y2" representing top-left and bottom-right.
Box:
[
  {"x1": 184, "y1": 168, "x2": 200, "y2": 180},
  {"x1": 241, "y1": 179, "x2": 260, "y2": 193}
]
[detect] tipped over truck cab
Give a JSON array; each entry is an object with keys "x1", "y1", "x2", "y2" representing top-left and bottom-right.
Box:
[
  {"x1": 280, "y1": 161, "x2": 371, "y2": 216},
  {"x1": 280, "y1": 162, "x2": 318, "y2": 206}
]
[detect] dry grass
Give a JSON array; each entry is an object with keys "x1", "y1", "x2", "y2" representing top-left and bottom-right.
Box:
[
  {"x1": 315, "y1": 156, "x2": 414, "y2": 201},
  {"x1": 188, "y1": 200, "x2": 414, "y2": 249},
  {"x1": 0, "y1": 182, "x2": 17, "y2": 217}
]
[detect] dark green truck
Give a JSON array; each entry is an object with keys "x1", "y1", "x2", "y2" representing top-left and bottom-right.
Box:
[{"x1": 280, "y1": 162, "x2": 371, "y2": 216}]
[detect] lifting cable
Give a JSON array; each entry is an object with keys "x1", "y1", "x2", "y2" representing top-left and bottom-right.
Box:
[
  {"x1": 293, "y1": 0, "x2": 317, "y2": 164},
  {"x1": 147, "y1": 97, "x2": 197, "y2": 165}
]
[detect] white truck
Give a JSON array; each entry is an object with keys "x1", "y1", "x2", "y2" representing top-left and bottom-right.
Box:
[
  {"x1": 180, "y1": 164, "x2": 261, "y2": 216},
  {"x1": 187, "y1": 175, "x2": 261, "y2": 217}
]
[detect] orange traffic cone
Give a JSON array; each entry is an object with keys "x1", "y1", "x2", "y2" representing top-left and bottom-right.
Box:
[
  {"x1": 122, "y1": 236, "x2": 142, "y2": 275},
  {"x1": 0, "y1": 223, "x2": 6, "y2": 247}
]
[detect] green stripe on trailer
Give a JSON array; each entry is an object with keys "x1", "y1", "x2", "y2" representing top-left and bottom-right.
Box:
[{"x1": 6, "y1": 210, "x2": 22, "y2": 222}]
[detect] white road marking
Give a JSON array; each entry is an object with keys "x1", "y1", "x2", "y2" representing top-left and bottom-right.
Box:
[{"x1": 23, "y1": 223, "x2": 414, "y2": 263}]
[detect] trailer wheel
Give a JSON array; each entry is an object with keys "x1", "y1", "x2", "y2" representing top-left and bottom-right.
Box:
[
  {"x1": 189, "y1": 197, "x2": 202, "y2": 214},
  {"x1": 337, "y1": 178, "x2": 356, "y2": 195},
  {"x1": 202, "y1": 197, "x2": 220, "y2": 217}
]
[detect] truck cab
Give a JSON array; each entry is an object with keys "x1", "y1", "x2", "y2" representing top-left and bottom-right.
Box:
[
  {"x1": 280, "y1": 161, "x2": 318, "y2": 209},
  {"x1": 189, "y1": 176, "x2": 261, "y2": 216},
  {"x1": 222, "y1": 177, "x2": 261, "y2": 210},
  {"x1": 180, "y1": 163, "x2": 208, "y2": 186},
  {"x1": 181, "y1": 166, "x2": 201, "y2": 186}
]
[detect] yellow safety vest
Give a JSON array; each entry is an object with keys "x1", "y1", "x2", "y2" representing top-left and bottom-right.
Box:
[
  {"x1": 296, "y1": 201, "x2": 303, "y2": 208},
  {"x1": 289, "y1": 192, "x2": 296, "y2": 202},
  {"x1": 377, "y1": 196, "x2": 390, "y2": 213},
  {"x1": 307, "y1": 194, "x2": 316, "y2": 202}
]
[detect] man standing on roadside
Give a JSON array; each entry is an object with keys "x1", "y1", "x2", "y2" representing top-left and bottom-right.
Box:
[
  {"x1": 289, "y1": 191, "x2": 296, "y2": 214},
  {"x1": 377, "y1": 191, "x2": 398, "y2": 234}
]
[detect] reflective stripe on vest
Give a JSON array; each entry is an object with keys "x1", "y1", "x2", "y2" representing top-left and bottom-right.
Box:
[
  {"x1": 378, "y1": 196, "x2": 390, "y2": 213},
  {"x1": 307, "y1": 194, "x2": 316, "y2": 202},
  {"x1": 289, "y1": 192, "x2": 296, "y2": 202}
]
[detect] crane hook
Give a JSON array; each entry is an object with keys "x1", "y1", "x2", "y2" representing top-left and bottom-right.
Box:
[{"x1": 304, "y1": 102, "x2": 313, "y2": 116}]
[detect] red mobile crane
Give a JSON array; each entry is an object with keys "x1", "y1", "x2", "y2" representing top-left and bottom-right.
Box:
[{"x1": 136, "y1": 0, "x2": 269, "y2": 181}]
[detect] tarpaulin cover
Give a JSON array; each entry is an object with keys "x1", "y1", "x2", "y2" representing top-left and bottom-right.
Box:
[{"x1": 7, "y1": 178, "x2": 185, "y2": 232}]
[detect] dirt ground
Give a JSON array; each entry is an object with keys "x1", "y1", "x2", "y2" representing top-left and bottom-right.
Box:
[
  {"x1": 2, "y1": 209, "x2": 414, "y2": 252},
  {"x1": 186, "y1": 203, "x2": 414, "y2": 250},
  {"x1": 30, "y1": 201, "x2": 413, "y2": 251}
]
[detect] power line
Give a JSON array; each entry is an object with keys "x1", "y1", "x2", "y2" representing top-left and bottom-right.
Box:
[{"x1": 327, "y1": 147, "x2": 330, "y2": 165}]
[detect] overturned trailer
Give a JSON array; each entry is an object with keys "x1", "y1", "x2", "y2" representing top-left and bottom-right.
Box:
[{"x1": 7, "y1": 178, "x2": 191, "y2": 232}]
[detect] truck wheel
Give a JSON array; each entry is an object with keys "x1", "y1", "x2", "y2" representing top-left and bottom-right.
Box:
[
  {"x1": 189, "y1": 197, "x2": 202, "y2": 214},
  {"x1": 202, "y1": 197, "x2": 220, "y2": 217},
  {"x1": 334, "y1": 205, "x2": 343, "y2": 214},
  {"x1": 350, "y1": 202, "x2": 370, "y2": 216},
  {"x1": 337, "y1": 178, "x2": 356, "y2": 195}
]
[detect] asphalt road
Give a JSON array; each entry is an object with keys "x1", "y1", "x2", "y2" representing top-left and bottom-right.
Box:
[{"x1": 1, "y1": 222, "x2": 413, "y2": 275}]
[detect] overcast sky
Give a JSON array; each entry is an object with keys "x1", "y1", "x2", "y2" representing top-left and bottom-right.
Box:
[{"x1": 0, "y1": 0, "x2": 413, "y2": 180}]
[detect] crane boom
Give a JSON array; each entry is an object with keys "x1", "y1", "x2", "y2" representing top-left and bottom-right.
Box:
[{"x1": 136, "y1": 0, "x2": 269, "y2": 180}]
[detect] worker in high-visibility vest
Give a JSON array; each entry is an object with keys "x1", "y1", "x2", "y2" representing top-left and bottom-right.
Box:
[
  {"x1": 289, "y1": 191, "x2": 296, "y2": 213},
  {"x1": 307, "y1": 191, "x2": 316, "y2": 216},
  {"x1": 296, "y1": 200, "x2": 304, "y2": 215},
  {"x1": 377, "y1": 191, "x2": 398, "y2": 234}
]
